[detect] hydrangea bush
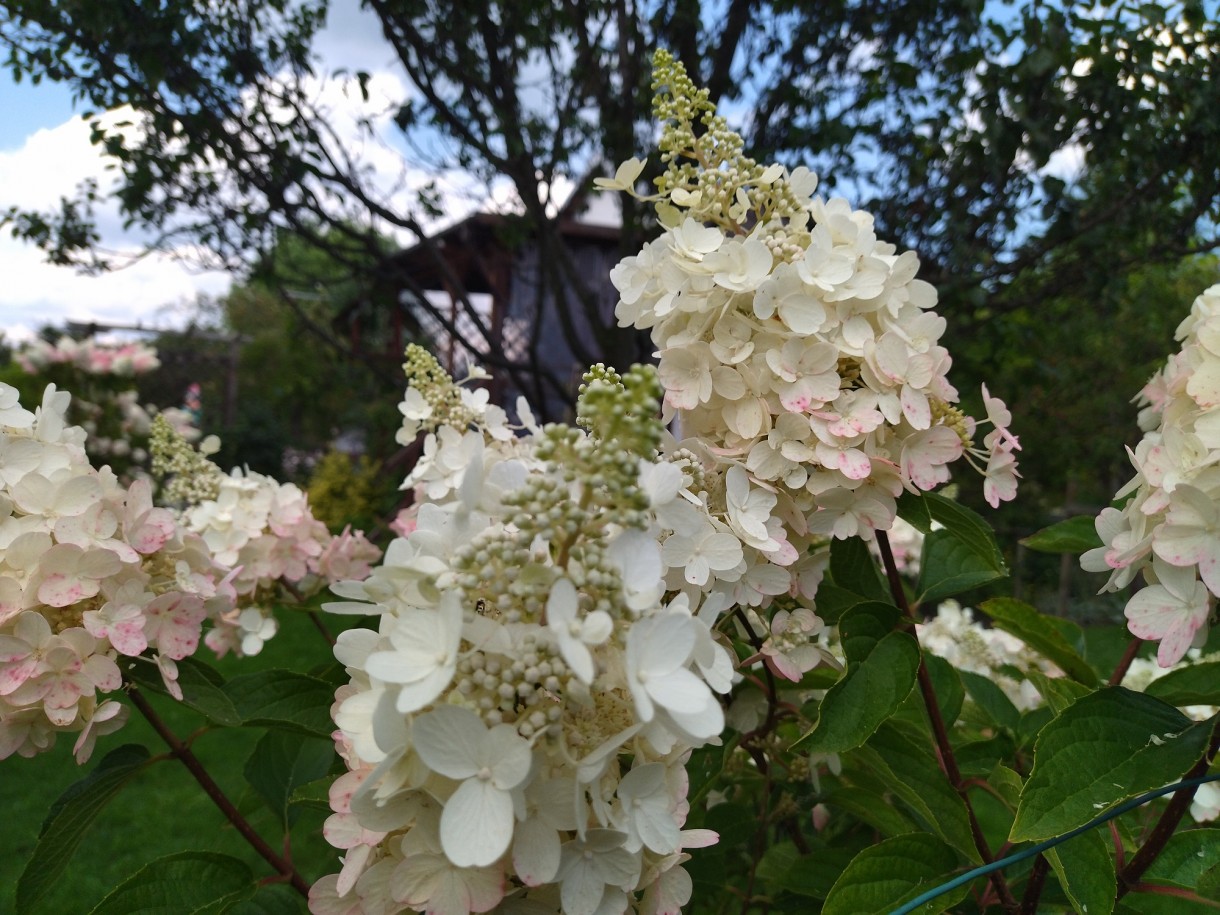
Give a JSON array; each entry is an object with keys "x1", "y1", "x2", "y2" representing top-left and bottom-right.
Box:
[
  {"x1": 4, "y1": 49, "x2": 1220, "y2": 915},
  {"x1": 14, "y1": 335, "x2": 201, "y2": 479}
]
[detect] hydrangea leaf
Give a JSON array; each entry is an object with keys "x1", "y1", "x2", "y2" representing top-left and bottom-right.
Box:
[
  {"x1": 794, "y1": 629, "x2": 919, "y2": 754},
  {"x1": 225, "y1": 884, "x2": 302, "y2": 915},
  {"x1": 958, "y1": 669, "x2": 1021, "y2": 732},
  {"x1": 1025, "y1": 669, "x2": 1092, "y2": 715},
  {"x1": 1020, "y1": 515, "x2": 1103, "y2": 554},
  {"x1": 905, "y1": 652, "x2": 964, "y2": 729},
  {"x1": 821, "y1": 834, "x2": 969, "y2": 915},
  {"x1": 243, "y1": 730, "x2": 335, "y2": 830},
  {"x1": 85, "y1": 851, "x2": 253, "y2": 914},
  {"x1": 850, "y1": 720, "x2": 981, "y2": 862},
  {"x1": 980, "y1": 598, "x2": 1099, "y2": 686},
  {"x1": 1124, "y1": 829, "x2": 1220, "y2": 912},
  {"x1": 1143, "y1": 828, "x2": 1220, "y2": 888},
  {"x1": 126, "y1": 656, "x2": 241, "y2": 728},
  {"x1": 825, "y1": 787, "x2": 918, "y2": 838},
  {"x1": 898, "y1": 491, "x2": 1008, "y2": 604},
  {"x1": 17, "y1": 744, "x2": 151, "y2": 914},
  {"x1": 1010, "y1": 688, "x2": 1212, "y2": 842},
  {"x1": 1046, "y1": 825, "x2": 1115, "y2": 915},
  {"x1": 1144, "y1": 661, "x2": 1220, "y2": 707},
  {"x1": 224, "y1": 669, "x2": 335, "y2": 737},
  {"x1": 827, "y1": 535, "x2": 889, "y2": 602}
]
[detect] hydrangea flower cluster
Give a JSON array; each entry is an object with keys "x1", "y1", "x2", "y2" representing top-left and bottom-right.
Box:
[
  {"x1": 1082, "y1": 284, "x2": 1220, "y2": 666},
  {"x1": 0, "y1": 382, "x2": 238, "y2": 762},
  {"x1": 151, "y1": 417, "x2": 382, "y2": 657},
  {"x1": 16, "y1": 336, "x2": 201, "y2": 476},
  {"x1": 602, "y1": 51, "x2": 1019, "y2": 552},
  {"x1": 916, "y1": 601, "x2": 1060, "y2": 711},
  {"x1": 312, "y1": 53, "x2": 1027, "y2": 913},
  {"x1": 17, "y1": 336, "x2": 161, "y2": 376},
  {"x1": 311, "y1": 357, "x2": 731, "y2": 915}
]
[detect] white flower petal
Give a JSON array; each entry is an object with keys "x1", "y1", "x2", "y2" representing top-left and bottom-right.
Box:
[{"x1": 441, "y1": 777, "x2": 515, "y2": 867}]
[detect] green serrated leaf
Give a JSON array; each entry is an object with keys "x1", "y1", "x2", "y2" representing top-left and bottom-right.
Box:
[
  {"x1": 244, "y1": 731, "x2": 335, "y2": 830},
  {"x1": 126, "y1": 656, "x2": 241, "y2": 727},
  {"x1": 809, "y1": 581, "x2": 873, "y2": 624},
  {"x1": 850, "y1": 721, "x2": 982, "y2": 862},
  {"x1": 1126, "y1": 829, "x2": 1220, "y2": 912},
  {"x1": 899, "y1": 491, "x2": 1008, "y2": 604},
  {"x1": 226, "y1": 884, "x2": 304, "y2": 915},
  {"x1": 1144, "y1": 661, "x2": 1220, "y2": 708},
  {"x1": 1021, "y1": 516, "x2": 1103, "y2": 554},
  {"x1": 987, "y1": 764, "x2": 1024, "y2": 810},
  {"x1": 921, "y1": 652, "x2": 965, "y2": 726},
  {"x1": 290, "y1": 776, "x2": 337, "y2": 813},
  {"x1": 919, "y1": 529, "x2": 1008, "y2": 603},
  {"x1": 980, "y1": 598, "x2": 1099, "y2": 686},
  {"x1": 822, "y1": 833, "x2": 970, "y2": 915},
  {"x1": 1016, "y1": 704, "x2": 1055, "y2": 752},
  {"x1": 839, "y1": 602, "x2": 903, "y2": 663},
  {"x1": 955, "y1": 734, "x2": 1017, "y2": 778},
  {"x1": 225, "y1": 670, "x2": 335, "y2": 737},
  {"x1": 17, "y1": 744, "x2": 151, "y2": 913},
  {"x1": 795, "y1": 629, "x2": 920, "y2": 754},
  {"x1": 1011, "y1": 688, "x2": 1211, "y2": 842},
  {"x1": 86, "y1": 851, "x2": 254, "y2": 914},
  {"x1": 828, "y1": 536, "x2": 890, "y2": 602},
  {"x1": 959, "y1": 670, "x2": 1021, "y2": 732},
  {"x1": 1026, "y1": 669, "x2": 1092, "y2": 714},
  {"x1": 827, "y1": 787, "x2": 917, "y2": 838},
  {"x1": 1046, "y1": 825, "x2": 1115, "y2": 915},
  {"x1": 1143, "y1": 828, "x2": 1220, "y2": 888}
]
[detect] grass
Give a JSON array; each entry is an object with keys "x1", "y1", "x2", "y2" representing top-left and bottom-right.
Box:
[{"x1": 0, "y1": 605, "x2": 355, "y2": 914}]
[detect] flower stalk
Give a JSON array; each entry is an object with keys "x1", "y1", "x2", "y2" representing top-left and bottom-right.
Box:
[
  {"x1": 877, "y1": 529, "x2": 1018, "y2": 911},
  {"x1": 125, "y1": 684, "x2": 311, "y2": 897}
]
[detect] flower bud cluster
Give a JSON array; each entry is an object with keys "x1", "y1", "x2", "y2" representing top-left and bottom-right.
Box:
[
  {"x1": 152, "y1": 421, "x2": 382, "y2": 658},
  {"x1": 313, "y1": 363, "x2": 732, "y2": 915},
  {"x1": 1083, "y1": 284, "x2": 1220, "y2": 666},
  {"x1": 0, "y1": 382, "x2": 237, "y2": 762},
  {"x1": 607, "y1": 51, "x2": 1020, "y2": 576}
]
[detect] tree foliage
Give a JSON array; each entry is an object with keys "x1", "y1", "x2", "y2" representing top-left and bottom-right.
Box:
[{"x1": 3, "y1": 0, "x2": 1220, "y2": 424}]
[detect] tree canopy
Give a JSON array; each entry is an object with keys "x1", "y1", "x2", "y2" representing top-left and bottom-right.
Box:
[{"x1": 3, "y1": 0, "x2": 1220, "y2": 429}]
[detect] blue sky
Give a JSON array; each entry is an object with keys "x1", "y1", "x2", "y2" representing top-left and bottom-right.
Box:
[{"x1": 0, "y1": 76, "x2": 77, "y2": 148}]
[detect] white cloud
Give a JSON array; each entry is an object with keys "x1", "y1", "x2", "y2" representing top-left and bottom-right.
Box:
[{"x1": 0, "y1": 110, "x2": 232, "y2": 342}]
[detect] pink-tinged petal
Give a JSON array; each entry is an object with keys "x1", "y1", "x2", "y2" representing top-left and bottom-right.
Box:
[
  {"x1": 837, "y1": 448, "x2": 872, "y2": 480},
  {"x1": 84, "y1": 654, "x2": 121, "y2": 691},
  {"x1": 38, "y1": 575, "x2": 94, "y2": 608},
  {"x1": 0, "y1": 657, "x2": 38, "y2": 696},
  {"x1": 1155, "y1": 618, "x2": 1201, "y2": 668},
  {"x1": 513, "y1": 814, "x2": 561, "y2": 886}
]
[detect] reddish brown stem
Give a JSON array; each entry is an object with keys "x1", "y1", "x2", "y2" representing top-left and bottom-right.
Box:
[
  {"x1": 876, "y1": 530, "x2": 1019, "y2": 912},
  {"x1": 1108, "y1": 635, "x2": 1143, "y2": 687},
  {"x1": 126, "y1": 685, "x2": 311, "y2": 897},
  {"x1": 1019, "y1": 856, "x2": 1051, "y2": 914}
]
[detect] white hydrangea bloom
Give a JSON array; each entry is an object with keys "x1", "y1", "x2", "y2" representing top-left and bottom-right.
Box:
[
  {"x1": 1085, "y1": 284, "x2": 1220, "y2": 665},
  {"x1": 0, "y1": 382, "x2": 239, "y2": 760}
]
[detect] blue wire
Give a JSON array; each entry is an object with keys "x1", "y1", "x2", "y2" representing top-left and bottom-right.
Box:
[{"x1": 889, "y1": 773, "x2": 1220, "y2": 915}]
